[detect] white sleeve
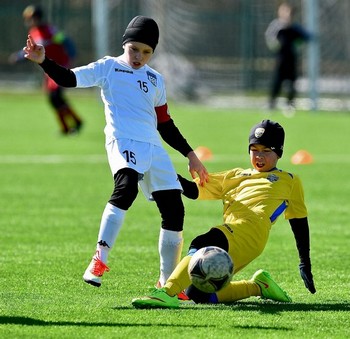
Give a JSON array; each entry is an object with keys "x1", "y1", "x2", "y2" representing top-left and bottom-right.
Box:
[{"x1": 72, "y1": 57, "x2": 112, "y2": 88}]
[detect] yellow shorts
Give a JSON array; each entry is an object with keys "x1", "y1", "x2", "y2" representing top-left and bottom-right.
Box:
[{"x1": 215, "y1": 221, "x2": 270, "y2": 274}]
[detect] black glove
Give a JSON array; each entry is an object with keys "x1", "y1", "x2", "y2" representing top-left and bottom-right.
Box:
[
  {"x1": 290, "y1": 218, "x2": 316, "y2": 294},
  {"x1": 177, "y1": 174, "x2": 199, "y2": 199},
  {"x1": 299, "y1": 262, "x2": 316, "y2": 294}
]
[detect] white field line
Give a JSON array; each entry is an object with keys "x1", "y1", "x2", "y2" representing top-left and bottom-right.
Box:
[
  {"x1": 0, "y1": 154, "x2": 348, "y2": 164},
  {"x1": 0, "y1": 154, "x2": 106, "y2": 164}
]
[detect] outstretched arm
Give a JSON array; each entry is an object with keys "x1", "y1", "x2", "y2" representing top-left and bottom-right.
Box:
[
  {"x1": 23, "y1": 34, "x2": 76, "y2": 87},
  {"x1": 23, "y1": 34, "x2": 45, "y2": 64},
  {"x1": 186, "y1": 150, "x2": 208, "y2": 186},
  {"x1": 289, "y1": 217, "x2": 316, "y2": 294},
  {"x1": 157, "y1": 118, "x2": 208, "y2": 186}
]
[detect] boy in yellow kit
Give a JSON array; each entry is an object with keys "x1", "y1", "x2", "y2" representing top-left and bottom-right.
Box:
[{"x1": 132, "y1": 120, "x2": 316, "y2": 308}]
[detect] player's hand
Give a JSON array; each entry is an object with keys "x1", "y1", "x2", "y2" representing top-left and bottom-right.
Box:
[
  {"x1": 187, "y1": 151, "x2": 208, "y2": 186},
  {"x1": 299, "y1": 262, "x2": 316, "y2": 294},
  {"x1": 23, "y1": 34, "x2": 45, "y2": 64}
]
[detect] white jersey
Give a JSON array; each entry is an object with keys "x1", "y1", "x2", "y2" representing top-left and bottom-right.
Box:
[{"x1": 72, "y1": 56, "x2": 167, "y2": 145}]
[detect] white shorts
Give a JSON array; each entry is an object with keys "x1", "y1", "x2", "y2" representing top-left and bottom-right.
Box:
[{"x1": 106, "y1": 138, "x2": 182, "y2": 200}]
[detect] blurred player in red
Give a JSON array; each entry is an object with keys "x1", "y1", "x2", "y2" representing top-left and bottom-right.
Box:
[{"x1": 9, "y1": 5, "x2": 83, "y2": 135}]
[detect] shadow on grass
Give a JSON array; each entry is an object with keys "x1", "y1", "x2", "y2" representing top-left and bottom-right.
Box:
[
  {"x1": 223, "y1": 301, "x2": 350, "y2": 314},
  {"x1": 0, "y1": 315, "x2": 214, "y2": 328},
  {"x1": 2, "y1": 302, "x2": 348, "y2": 327},
  {"x1": 0, "y1": 315, "x2": 293, "y2": 332},
  {"x1": 115, "y1": 301, "x2": 350, "y2": 314}
]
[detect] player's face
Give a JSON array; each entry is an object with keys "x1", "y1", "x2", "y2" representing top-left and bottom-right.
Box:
[
  {"x1": 123, "y1": 42, "x2": 153, "y2": 69},
  {"x1": 24, "y1": 17, "x2": 35, "y2": 28},
  {"x1": 250, "y1": 144, "x2": 279, "y2": 172}
]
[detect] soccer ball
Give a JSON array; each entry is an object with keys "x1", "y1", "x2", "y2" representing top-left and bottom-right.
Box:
[{"x1": 188, "y1": 246, "x2": 234, "y2": 293}]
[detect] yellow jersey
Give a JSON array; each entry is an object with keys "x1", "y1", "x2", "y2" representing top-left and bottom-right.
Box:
[
  {"x1": 194, "y1": 168, "x2": 307, "y2": 272},
  {"x1": 196, "y1": 167, "x2": 307, "y2": 228}
]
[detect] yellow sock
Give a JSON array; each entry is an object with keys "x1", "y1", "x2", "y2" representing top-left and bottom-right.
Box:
[
  {"x1": 164, "y1": 255, "x2": 192, "y2": 296},
  {"x1": 216, "y1": 280, "x2": 260, "y2": 303}
]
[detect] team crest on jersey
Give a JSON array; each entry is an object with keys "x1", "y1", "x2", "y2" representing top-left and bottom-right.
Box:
[
  {"x1": 267, "y1": 174, "x2": 279, "y2": 182},
  {"x1": 147, "y1": 71, "x2": 157, "y2": 87}
]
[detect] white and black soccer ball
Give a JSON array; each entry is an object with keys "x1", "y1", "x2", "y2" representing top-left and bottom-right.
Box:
[{"x1": 188, "y1": 246, "x2": 234, "y2": 293}]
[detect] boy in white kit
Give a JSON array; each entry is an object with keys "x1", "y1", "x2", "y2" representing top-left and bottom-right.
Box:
[{"x1": 23, "y1": 16, "x2": 208, "y2": 292}]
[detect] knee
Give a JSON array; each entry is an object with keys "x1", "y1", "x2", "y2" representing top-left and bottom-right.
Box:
[
  {"x1": 190, "y1": 228, "x2": 229, "y2": 252},
  {"x1": 108, "y1": 168, "x2": 139, "y2": 210},
  {"x1": 153, "y1": 190, "x2": 184, "y2": 231}
]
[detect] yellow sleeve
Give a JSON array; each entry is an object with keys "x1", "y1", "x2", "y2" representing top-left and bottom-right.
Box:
[
  {"x1": 194, "y1": 169, "x2": 240, "y2": 200},
  {"x1": 285, "y1": 175, "x2": 308, "y2": 219}
]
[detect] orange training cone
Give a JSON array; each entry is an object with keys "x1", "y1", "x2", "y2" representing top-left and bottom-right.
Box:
[
  {"x1": 291, "y1": 150, "x2": 313, "y2": 165},
  {"x1": 194, "y1": 146, "x2": 213, "y2": 161}
]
